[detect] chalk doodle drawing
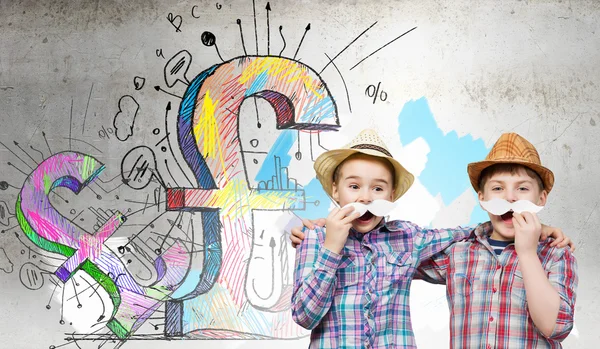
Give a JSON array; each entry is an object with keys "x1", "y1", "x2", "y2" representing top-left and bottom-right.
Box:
[{"x1": 0, "y1": 1, "x2": 453, "y2": 348}]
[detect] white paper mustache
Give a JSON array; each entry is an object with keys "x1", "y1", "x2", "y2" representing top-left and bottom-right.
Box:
[
  {"x1": 479, "y1": 198, "x2": 544, "y2": 215},
  {"x1": 342, "y1": 200, "x2": 398, "y2": 217}
]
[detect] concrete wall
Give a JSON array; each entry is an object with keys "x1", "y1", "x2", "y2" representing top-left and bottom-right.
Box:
[{"x1": 1, "y1": 0, "x2": 598, "y2": 348}]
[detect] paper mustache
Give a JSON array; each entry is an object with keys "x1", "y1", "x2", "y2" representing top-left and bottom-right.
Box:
[
  {"x1": 479, "y1": 198, "x2": 544, "y2": 215},
  {"x1": 342, "y1": 199, "x2": 398, "y2": 217}
]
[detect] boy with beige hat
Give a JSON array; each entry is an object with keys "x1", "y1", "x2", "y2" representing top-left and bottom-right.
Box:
[{"x1": 290, "y1": 129, "x2": 572, "y2": 348}]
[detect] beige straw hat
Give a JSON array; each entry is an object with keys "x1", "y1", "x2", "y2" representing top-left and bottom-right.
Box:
[
  {"x1": 313, "y1": 129, "x2": 414, "y2": 202},
  {"x1": 467, "y1": 132, "x2": 554, "y2": 193}
]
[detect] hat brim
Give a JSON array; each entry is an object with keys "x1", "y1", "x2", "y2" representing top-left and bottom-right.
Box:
[
  {"x1": 314, "y1": 148, "x2": 414, "y2": 202},
  {"x1": 467, "y1": 158, "x2": 555, "y2": 193}
]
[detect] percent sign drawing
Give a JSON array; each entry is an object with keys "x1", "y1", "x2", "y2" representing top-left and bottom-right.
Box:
[
  {"x1": 98, "y1": 125, "x2": 115, "y2": 139},
  {"x1": 365, "y1": 82, "x2": 388, "y2": 104}
]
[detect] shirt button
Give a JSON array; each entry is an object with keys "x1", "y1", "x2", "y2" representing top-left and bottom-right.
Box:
[
  {"x1": 496, "y1": 265, "x2": 501, "y2": 270},
  {"x1": 486, "y1": 344, "x2": 491, "y2": 349},
  {"x1": 492, "y1": 287, "x2": 497, "y2": 293},
  {"x1": 489, "y1": 316, "x2": 494, "y2": 322}
]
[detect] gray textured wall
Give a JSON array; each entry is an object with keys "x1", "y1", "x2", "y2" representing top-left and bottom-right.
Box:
[{"x1": 1, "y1": 0, "x2": 599, "y2": 348}]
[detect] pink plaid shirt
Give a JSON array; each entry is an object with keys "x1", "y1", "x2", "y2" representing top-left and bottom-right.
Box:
[
  {"x1": 416, "y1": 222, "x2": 578, "y2": 349},
  {"x1": 291, "y1": 220, "x2": 473, "y2": 348}
]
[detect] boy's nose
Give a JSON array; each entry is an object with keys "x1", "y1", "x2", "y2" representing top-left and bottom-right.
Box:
[
  {"x1": 358, "y1": 191, "x2": 373, "y2": 204},
  {"x1": 505, "y1": 190, "x2": 518, "y2": 203}
]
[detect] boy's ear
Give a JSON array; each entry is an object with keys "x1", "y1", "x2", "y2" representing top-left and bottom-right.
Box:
[
  {"x1": 477, "y1": 190, "x2": 485, "y2": 202},
  {"x1": 538, "y1": 190, "x2": 548, "y2": 206},
  {"x1": 331, "y1": 182, "x2": 339, "y2": 202}
]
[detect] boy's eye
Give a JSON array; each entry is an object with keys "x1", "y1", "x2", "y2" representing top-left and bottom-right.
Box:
[
  {"x1": 491, "y1": 186, "x2": 502, "y2": 191},
  {"x1": 518, "y1": 187, "x2": 529, "y2": 191},
  {"x1": 349, "y1": 184, "x2": 359, "y2": 189},
  {"x1": 374, "y1": 187, "x2": 383, "y2": 192}
]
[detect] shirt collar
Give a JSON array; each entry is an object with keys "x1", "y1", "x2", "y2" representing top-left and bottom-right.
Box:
[{"x1": 348, "y1": 217, "x2": 389, "y2": 237}]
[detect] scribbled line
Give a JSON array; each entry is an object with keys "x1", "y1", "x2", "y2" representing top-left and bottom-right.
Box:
[
  {"x1": 293, "y1": 23, "x2": 311, "y2": 59},
  {"x1": 82, "y1": 83, "x2": 94, "y2": 133},
  {"x1": 157, "y1": 212, "x2": 183, "y2": 253},
  {"x1": 350, "y1": 26, "x2": 417, "y2": 70},
  {"x1": 324, "y1": 53, "x2": 351, "y2": 113},
  {"x1": 92, "y1": 180, "x2": 123, "y2": 194},
  {"x1": 278, "y1": 25, "x2": 286, "y2": 56},
  {"x1": 320, "y1": 21, "x2": 377, "y2": 74},
  {"x1": 164, "y1": 102, "x2": 194, "y2": 186},
  {"x1": 155, "y1": 85, "x2": 183, "y2": 99},
  {"x1": 13, "y1": 141, "x2": 37, "y2": 166},
  {"x1": 0, "y1": 140, "x2": 34, "y2": 170},
  {"x1": 62, "y1": 137, "x2": 103, "y2": 153},
  {"x1": 7, "y1": 162, "x2": 28, "y2": 176},
  {"x1": 69, "y1": 98, "x2": 73, "y2": 150},
  {"x1": 29, "y1": 145, "x2": 44, "y2": 161},
  {"x1": 164, "y1": 159, "x2": 181, "y2": 187},
  {"x1": 80, "y1": 276, "x2": 107, "y2": 322},
  {"x1": 237, "y1": 19, "x2": 248, "y2": 56},
  {"x1": 42, "y1": 131, "x2": 52, "y2": 153},
  {"x1": 266, "y1": 2, "x2": 271, "y2": 55},
  {"x1": 253, "y1": 0, "x2": 259, "y2": 54}
]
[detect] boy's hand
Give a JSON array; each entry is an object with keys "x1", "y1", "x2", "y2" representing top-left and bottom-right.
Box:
[
  {"x1": 290, "y1": 218, "x2": 326, "y2": 248},
  {"x1": 323, "y1": 206, "x2": 361, "y2": 254},
  {"x1": 540, "y1": 225, "x2": 576, "y2": 252},
  {"x1": 513, "y1": 212, "x2": 542, "y2": 256}
]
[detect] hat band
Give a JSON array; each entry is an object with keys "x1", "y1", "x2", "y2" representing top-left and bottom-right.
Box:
[{"x1": 350, "y1": 144, "x2": 392, "y2": 157}]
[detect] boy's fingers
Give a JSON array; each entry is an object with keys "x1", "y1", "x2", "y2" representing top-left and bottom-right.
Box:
[
  {"x1": 290, "y1": 229, "x2": 305, "y2": 240},
  {"x1": 314, "y1": 218, "x2": 326, "y2": 227},
  {"x1": 521, "y1": 212, "x2": 534, "y2": 225},
  {"x1": 512, "y1": 213, "x2": 525, "y2": 228},
  {"x1": 291, "y1": 235, "x2": 303, "y2": 247},
  {"x1": 339, "y1": 205, "x2": 356, "y2": 217},
  {"x1": 550, "y1": 236, "x2": 563, "y2": 246},
  {"x1": 301, "y1": 218, "x2": 314, "y2": 230},
  {"x1": 341, "y1": 210, "x2": 361, "y2": 224},
  {"x1": 531, "y1": 213, "x2": 541, "y2": 228},
  {"x1": 327, "y1": 207, "x2": 340, "y2": 220}
]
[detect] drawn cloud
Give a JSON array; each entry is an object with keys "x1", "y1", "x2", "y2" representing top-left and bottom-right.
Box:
[{"x1": 113, "y1": 95, "x2": 140, "y2": 141}]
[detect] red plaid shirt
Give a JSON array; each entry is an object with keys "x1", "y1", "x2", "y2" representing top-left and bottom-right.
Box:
[{"x1": 416, "y1": 222, "x2": 578, "y2": 349}]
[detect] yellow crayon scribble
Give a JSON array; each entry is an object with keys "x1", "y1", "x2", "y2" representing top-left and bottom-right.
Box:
[
  {"x1": 193, "y1": 90, "x2": 228, "y2": 180},
  {"x1": 209, "y1": 179, "x2": 299, "y2": 218},
  {"x1": 239, "y1": 57, "x2": 323, "y2": 99}
]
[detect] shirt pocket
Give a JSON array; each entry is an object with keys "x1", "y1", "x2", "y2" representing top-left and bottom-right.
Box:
[
  {"x1": 511, "y1": 270, "x2": 527, "y2": 303},
  {"x1": 335, "y1": 253, "x2": 359, "y2": 290},
  {"x1": 385, "y1": 252, "x2": 413, "y2": 285},
  {"x1": 451, "y1": 272, "x2": 477, "y2": 296}
]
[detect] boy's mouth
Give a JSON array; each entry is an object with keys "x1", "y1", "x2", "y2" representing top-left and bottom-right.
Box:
[
  {"x1": 356, "y1": 211, "x2": 374, "y2": 223},
  {"x1": 500, "y1": 211, "x2": 514, "y2": 224}
]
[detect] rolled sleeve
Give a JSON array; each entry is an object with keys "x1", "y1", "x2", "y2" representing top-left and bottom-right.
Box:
[
  {"x1": 415, "y1": 250, "x2": 450, "y2": 284},
  {"x1": 547, "y1": 249, "x2": 578, "y2": 340}
]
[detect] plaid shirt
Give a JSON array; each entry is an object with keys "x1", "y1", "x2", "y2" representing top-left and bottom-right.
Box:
[
  {"x1": 416, "y1": 222, "x2": 578, "y2": 349},
  {"x1": 291, "y1": 220, "x2": 473, "y2": 348}
]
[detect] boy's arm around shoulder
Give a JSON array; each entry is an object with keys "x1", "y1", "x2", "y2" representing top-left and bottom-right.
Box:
[
  {"x1": 414, "y1": 248, "x2": 451, "y2": 284},
  {"x1": 291, "y1": 226, "x2": 343, "y2": 330},
  {"x1": 406, "y1": 220, "x2": 475, "y2": 261}
]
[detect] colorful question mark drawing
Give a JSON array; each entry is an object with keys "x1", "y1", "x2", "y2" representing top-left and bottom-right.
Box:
[
  {"x1": 16, "y1": 152, "x2": 192, "y2": 339},
  {"x1": 165, "y1": 56, "x2": 339, "y2": 338}
]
